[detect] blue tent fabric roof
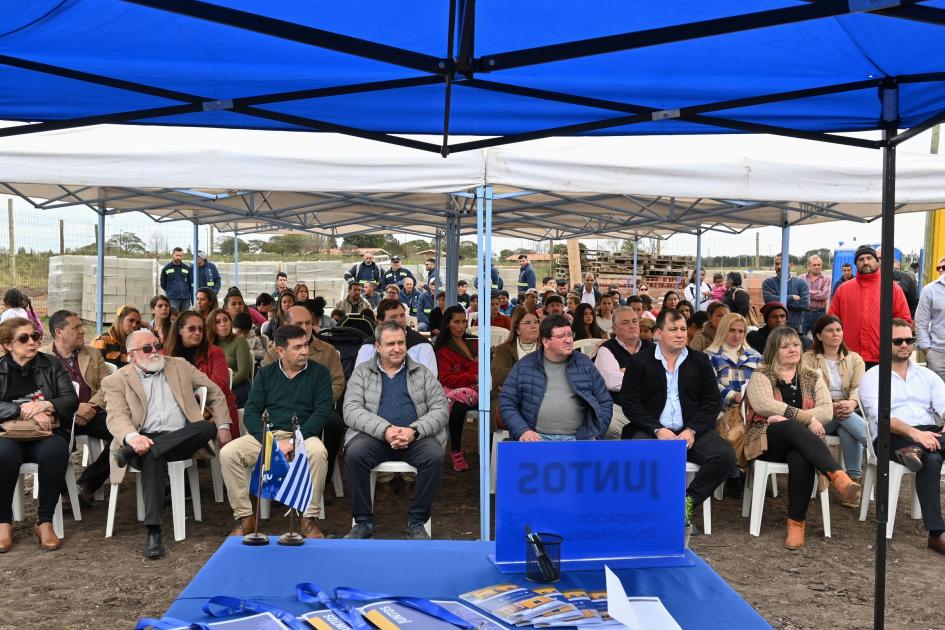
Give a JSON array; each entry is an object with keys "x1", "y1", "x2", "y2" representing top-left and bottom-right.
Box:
[{"x1": 1, "y1": 1, "x2": 944, "y2": 149}]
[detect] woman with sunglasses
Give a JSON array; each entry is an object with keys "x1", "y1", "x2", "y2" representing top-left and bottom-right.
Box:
[
  {"x1": 91, "y1": 305, "x2": 142, "y2": 368},
  {"x1": 206, "y1": 308, "x2": 252, "y2": 408},
  {"x1": 433, "y1": 305, "x2": 478, "y2": 472},
  {"x1": 491, "y1": 307, "x2": 540, "y2": 434},
  {"x1": 0, "y1": 318, "x2": 79, "y2": 552},
  {"x1": 164, "y1": 311, "x2": 238, "y2": 430},
  {"x1": 801, "y1": 315, "x2": 868, "y2": 505},
  {"x1": 149, "y1": 295, "x2": 173, "y2": 345}
]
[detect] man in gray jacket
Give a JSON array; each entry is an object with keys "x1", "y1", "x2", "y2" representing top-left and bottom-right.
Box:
[
  {"x1": 342, "y1": 320, "x2": 448, "y2": 540},
  {"x1": 917, "y1": 255, "x2": 945, "y2": 382}
]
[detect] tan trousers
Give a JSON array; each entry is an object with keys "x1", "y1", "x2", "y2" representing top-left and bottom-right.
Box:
[
  {"x1": 221, "y1": 430, "x2": 327, "y2": 520},
  {"x1": 605, "y1": 404, "x2": 630, "y2": 440}
]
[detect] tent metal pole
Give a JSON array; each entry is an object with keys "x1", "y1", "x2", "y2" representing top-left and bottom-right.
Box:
[
  {"x1": 632, "y1": 237, "x2": 638, "y2": 295},
  {"x1": 779, "y1": 214, "x2": 790, "y2": 306},
  {"x1": 233, "y1": 230, "x2": 239, "y2": 286},
  {"x1": 434, "y1": 228, "x2": 442, "y2": 284},
  {"x1": 192, "y1": 221, "x2": 199, "y2": 306},
  {"x1": 873, "y1": 107, "x2": 899, "y2": 630},
  {"x1": 475, "y1": 184, "x2": 494, "y2": 542},
  {"x1": 445, "y1": 213, "x2": 460, "y2": 306},
  {"x1": 695, "y1": 230, "x2": 703, "y2": 307},
  {"x1": 96, "y1": 205, "x2": 105, "y2": 336}
]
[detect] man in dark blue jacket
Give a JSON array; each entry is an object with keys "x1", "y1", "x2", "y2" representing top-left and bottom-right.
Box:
[
  {"x1": 344, "y1": 252, "x2": 383, "y2": 286},
  {"x1": 516, "y1": 254, "x2": 536, "y2": 299},
  {"x1": 620, "y1": 308, "x2": 734, "y2": 512},
  {"x1": 196, "y1": 251, "x2": 221, "y2": 294},
  {"x1": 159, "y1": 247, "x2": 193, "y2": 313},
  {"x1": 380, "y1": 256, "x2": 415, "y2": 289},
  {"x1": 415, "y1": 279, "x2": 438, "y2": 332},
  {"x1": 499, "y1": 314, "x2": 611, "y2": 441}
]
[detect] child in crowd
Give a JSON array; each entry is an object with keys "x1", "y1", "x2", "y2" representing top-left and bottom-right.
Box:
[
  {"x1": 711, "y1": 272, "x2": 727, "y2": 301},
  {"x1": 638, "y1": 318, "x2": 655, "y2": 343},
  {"x1": 331, "y1": 308, "x2": 347, "y2": 325},
  {"x1": 232, "y1": 311, "x2": 266, "y2": 362}
]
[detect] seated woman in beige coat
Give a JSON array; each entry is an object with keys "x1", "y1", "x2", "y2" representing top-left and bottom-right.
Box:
[
  {"x1": 745, "y1": 326, "x2": 861, "y2": 551},
  {"x1": 490, "y1": 307, "x2": 540, "y2": 433}
]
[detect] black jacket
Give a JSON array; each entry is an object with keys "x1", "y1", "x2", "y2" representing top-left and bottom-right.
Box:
[
  {"x1": 619, "y1": 344, "x2": 721, "y2": 437},
  {"x1": 0, "y1": 352, "x2": 79, "y2": 437}
]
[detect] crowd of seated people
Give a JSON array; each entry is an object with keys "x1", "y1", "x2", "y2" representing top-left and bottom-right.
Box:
[{"x1": 8, "y1": 247, "x2": 945, "y2": 561}]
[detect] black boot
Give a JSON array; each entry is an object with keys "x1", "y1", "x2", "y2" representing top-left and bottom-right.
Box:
[{"x1": 144, "y1": 526, "x2": 165, "y2": 559}]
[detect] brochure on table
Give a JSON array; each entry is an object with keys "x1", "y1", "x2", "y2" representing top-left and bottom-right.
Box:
[{"x1": 492, "y1": 440, "x2": 690, "y2": 572}]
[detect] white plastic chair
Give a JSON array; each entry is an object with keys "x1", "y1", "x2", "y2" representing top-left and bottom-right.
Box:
[
  {"x1": 12, "y1": 383, "x2": 83, "y2": 539},
  {"x1": 858, "y1": 421, "x2": 932, "y2": 538},
  {"x1": 490, "y1": 429, "x2": 510, "y2": 494},
  {"x1": 78, "y1": 361, "x2": 117, "y2": 472},
  {"x1": 467, "y1": 326, "x2": 509, "y2": 348},
  {"x1": 741, "y1": 458, "x2": 831, "y2": 538},
  {"x1": 349, "y1": 461, "x2": 432, "y2": 536},
  {"x1": 573, "y1": 338, "x2": 604, "y2": 359},
  {"x1": 685, "y1": 462, "x2": 713, "y2": 535},
  {"x1": 105, "y1": 387, "x2": 209, "y2": 541}
]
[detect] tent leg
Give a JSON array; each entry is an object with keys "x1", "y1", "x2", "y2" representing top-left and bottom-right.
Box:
[
  {"x1": 779, "y1": 215, "x2": 790, "y2": 306},
  {"x1": 445, "y1": 212, "x2": 460, "y2": 306},
  {"x1": 695, "y1": 231, "x2": 703, "y2": 307},
  {"x1": 233, "y1": 231, "x2": 239, "y2": 287},
  {"x1": 873, "y1": 125, "x2": 897, "y2": 630},
  {"x1": 632, "y1": 237, "x2": 638, "y2": 295},
  {"x1": 475, "y1": 185, "x2": 493, "y2": 542},
  {"x1": 96, "y1": 206, "x2": 105, "y2": 336},
  {"x1": 192, "y1": 221, "x2": 199, "y2": 306}
]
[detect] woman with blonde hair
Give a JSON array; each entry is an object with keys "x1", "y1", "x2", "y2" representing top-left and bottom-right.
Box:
[
  {"x1": 293, "y1": 283, "x2": 310, "y2": 303},
  {"x1": 745, "y1": 326, "x2": 860, "y2": 550},
  {"x1": 91, "y1": 305, "x2": 141, "y2": 367}
]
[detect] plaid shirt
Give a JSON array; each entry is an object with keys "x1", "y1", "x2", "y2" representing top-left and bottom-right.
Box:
[
  {"x1": 803, "y1": 272, "x2": 831, "y2": 310},
  {"x1": 708, "y1": 346, "x2": 763, "y2": 406}
]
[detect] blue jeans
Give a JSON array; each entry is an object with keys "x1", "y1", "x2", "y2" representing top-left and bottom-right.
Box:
[
  {"x1": 801, "y1": 308, "x2": 826, "y2": 336},
  {"x1": 823, "y1": 411, "x2": 867, "y2": 478},
  {"x1": 538, "y1": 433, "x2": 578, "y2": 442},
  {"x1": 169, "y1": 298, "x2": 192, "y2": 314}
]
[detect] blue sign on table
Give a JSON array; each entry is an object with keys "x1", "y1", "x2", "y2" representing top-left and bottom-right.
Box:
[{"x1": 493, "y1": 440, "x2": 689, "y2": 572}]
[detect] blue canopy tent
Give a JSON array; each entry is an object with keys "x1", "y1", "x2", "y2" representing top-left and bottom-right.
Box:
[{"x1": 3, "y1": 2, "x2": 945, "y2": 626}]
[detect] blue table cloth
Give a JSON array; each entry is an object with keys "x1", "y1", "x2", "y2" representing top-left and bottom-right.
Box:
[{"x1": 166, "y1": 538, "x2": 771, "y2": 629}]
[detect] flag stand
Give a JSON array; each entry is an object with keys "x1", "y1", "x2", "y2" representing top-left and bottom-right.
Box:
[
  {"x1": 278, "y1": 414, "x2": 304, "y2": 546},
  {"x1": 243, "y1": 411, "x2": 270, "y2": 546}
]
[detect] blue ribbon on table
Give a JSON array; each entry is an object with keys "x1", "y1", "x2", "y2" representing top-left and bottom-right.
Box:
[
  {"x1": 297, "y1": 583, "x2": 475, "y2": 630},
  {"x1": 202, "y1": 595, "x2": 308, "y2": 630},
  {"x1": 134, "y1": 617, "x2": 210, "y2": 630}
]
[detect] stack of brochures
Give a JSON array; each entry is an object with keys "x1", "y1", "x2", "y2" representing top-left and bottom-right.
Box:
[{"x1": 458, "y1": 584, "x2": 622, "y2": 628}]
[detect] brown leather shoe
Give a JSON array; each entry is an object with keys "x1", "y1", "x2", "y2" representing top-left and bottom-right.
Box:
[
  {"x1": 784, "y1": 518, "x2": 806, "y2": 550},
  {"x1": 34, "y1": 522, "x2": 61, "y2": 551},
  {"x1": 300, "y1": 517, "x2": 325, "y2": 539},
  {"x1": 928, "y1": 533, "x2": 945, "y2": 556},
  {"x1": 895, "y1": 446, "x2": 924, "y2": 473},
  {"x1": 839, "y1": 475, "x2": 862, "y2": 509},
  {"x1": 827, "y1": 470, "x2": 862, "y2": 505},
  {"x1": 230, "y1": 515, "x2": 258, "y2": 536},
  {"x1": 374, "y1": 480, "x2": 394, "y2": 501},
  {"x1": 0, "y1": 522, "x2": 12, "y2": 553}
]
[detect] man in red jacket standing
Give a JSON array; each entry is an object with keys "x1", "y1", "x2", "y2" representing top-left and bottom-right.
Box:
[{"x1": 829, "y1": 244, "x2": 912, "y2": 369}]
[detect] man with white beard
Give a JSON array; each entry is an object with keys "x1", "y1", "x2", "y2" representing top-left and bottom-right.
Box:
[{"x1": 102, "y1": 329, "x2": 231, "y2": 559}]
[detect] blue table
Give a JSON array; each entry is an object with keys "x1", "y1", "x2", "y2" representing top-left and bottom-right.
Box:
[{"x1": 166, "y1": 539, "x2": 771, "y2": 629}]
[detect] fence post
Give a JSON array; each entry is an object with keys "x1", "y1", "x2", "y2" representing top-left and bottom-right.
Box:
[{"x1": 7, "y1": 199, "x2": 16, "y2": 286}]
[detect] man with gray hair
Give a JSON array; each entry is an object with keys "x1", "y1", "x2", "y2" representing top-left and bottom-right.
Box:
[
  {"x1": 102, "y1": 329, "x2": 231, "y2": 558},
  {"x1": 342, "y1": 320, "x2": 448, "y2": 540},
  {"x1": 595, "y1": 307, "x2": 651, "y2": 438}
]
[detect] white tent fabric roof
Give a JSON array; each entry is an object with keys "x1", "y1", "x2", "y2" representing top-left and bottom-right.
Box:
[{"x1": 1, "y1": 123, "x2": 943, "y2": 239}]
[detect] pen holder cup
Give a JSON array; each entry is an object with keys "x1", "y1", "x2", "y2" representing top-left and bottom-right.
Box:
[{"x1": 525, "y1": 532, "x2": 563, "y2": 583}]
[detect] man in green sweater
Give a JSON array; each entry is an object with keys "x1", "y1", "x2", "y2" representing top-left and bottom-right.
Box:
[{"x1": 220, "y1": 324, "x2": 332, "y2": 538}]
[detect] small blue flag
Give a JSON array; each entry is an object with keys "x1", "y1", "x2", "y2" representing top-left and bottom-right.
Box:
[{"x1": 249, "y1": 429, "x2": 290, "y2": 499}]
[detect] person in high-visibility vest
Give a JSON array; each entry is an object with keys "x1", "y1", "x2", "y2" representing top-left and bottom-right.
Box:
[{"x1": 516, "y1": 254, "x2": 536, "y2": 299}]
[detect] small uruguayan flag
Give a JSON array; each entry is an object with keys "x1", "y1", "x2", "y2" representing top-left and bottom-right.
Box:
[{"x1": 274, "y1": 428, "x2": 313, "y2": 513}]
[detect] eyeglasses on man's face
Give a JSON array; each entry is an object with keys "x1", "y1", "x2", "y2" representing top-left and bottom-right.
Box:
[
  {"x1": 892, "y1": 337, "x2": 915, "y2": 346},
  {"x1": 549, "y1": 331, "x2": 574, "y2": 340}
]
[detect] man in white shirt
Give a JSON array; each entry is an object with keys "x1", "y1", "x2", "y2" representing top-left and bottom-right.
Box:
[
  {"x1": 916, "y1": 255, "x2": 945, "y2": 382},
  {"x1": 594, "y1": 307, "x2": 650, "y2": 438},
  {"x1": 859, "y1": 318, "x2": 945, "y2": 555}
]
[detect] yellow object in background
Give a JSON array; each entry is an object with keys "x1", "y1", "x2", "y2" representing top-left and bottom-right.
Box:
[{"x1": 925, "y1": 209, "x2": 945, "y2": 285}]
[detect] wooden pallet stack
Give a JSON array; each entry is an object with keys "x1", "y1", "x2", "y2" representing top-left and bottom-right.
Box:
[{"x1": 554, "y1": 249, "x2": 694, "y2": 294}]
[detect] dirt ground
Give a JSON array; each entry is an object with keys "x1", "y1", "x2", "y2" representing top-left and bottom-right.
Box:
[{"x1": 2, "y1": 424, "x2": 942, "y2": 630}]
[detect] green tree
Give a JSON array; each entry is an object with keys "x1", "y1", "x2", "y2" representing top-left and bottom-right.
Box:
[
  {"x1": 342, "y1": 235, "x2": 386, "y2": 249},
  {"x1": 459, "y1": 240, "x2": 478, "y2": 260},
  {"x1": 247, "y1": 239, "x2": 266, "y2": 254},
  {"x1": 105, "y1": 232, "x2": 147, "y2": 254},
  {"x1": 217, "y1": 236, "x2": 250, "y2": 255}
]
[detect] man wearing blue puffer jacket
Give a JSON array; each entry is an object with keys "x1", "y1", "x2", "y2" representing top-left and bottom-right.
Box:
[{"x1": 499, "y1": 314, "x2": 612, "y2": 441}]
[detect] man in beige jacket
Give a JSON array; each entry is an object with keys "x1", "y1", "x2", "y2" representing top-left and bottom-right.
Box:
[{"x1": 102, "y1": 329, "x2": 231, "y2": 559}]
